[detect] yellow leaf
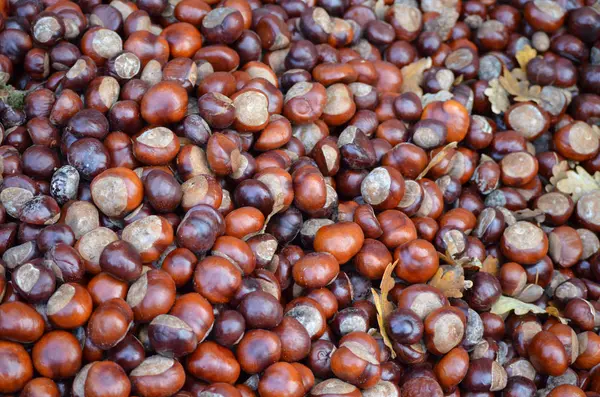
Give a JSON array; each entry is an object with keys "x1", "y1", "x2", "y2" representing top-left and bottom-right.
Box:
[
  {"x1": 428, "y1": 265, "x2": 466, "y2": 298},
  {"x1": 556, "y1": 166, "x2": 600, "y2": 202},
  {"x1": 515, "y1": 45, "x2": 537, "y2": 70},
  {"x1": 400, "y1": 57, "x2": 433, "y2": 97},
  {"x1": 484, "y1": 78, "x2": 510, "y2": 114},
  {"x1": 380, "y1": 260, "x2": 399, "y2": 316},
  {"x1": 499, "y1": 67, "x2": 543, "y2": 105},
  {"x1": 546, "y1": 305, "x2": 568, "y2": 324},
  {"x1": 490, "y1": 295, "x2": 546, "y2": 318},
  {"x1": 481, "y1": 256, "x2": 499, "y2": 276},
  {"x1": 372, "y1": 260, "x2": 399, "y2": 358},
  {"x1": 372, "y1": 289, "x2": 396, "y2": 358},
  {"x1": 416, "y1": 141, "x2": 458, "y2": 180}
]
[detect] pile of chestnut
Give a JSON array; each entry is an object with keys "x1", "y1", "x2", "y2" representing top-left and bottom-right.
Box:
[{"x1": 1, "y1": 0, "x2": 600, "y2": 394}]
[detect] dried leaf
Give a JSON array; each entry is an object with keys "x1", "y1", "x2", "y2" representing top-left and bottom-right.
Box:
[
  {"x1": 484, "y1": 78, "x2": 510, "y2": 114},
  {"x1": 491, "y1": 295, "x2": 546, "y2": 318},
  {"x1": 372, "y1": 290, "x2": 395, "y2": 358},
  {"x1": 421, "y1": 90, "x2": 453, "y2": 108},
  {"x1": 548, "y1": 160, "x2": 570, "y2": 189},
  {"x1": 499, "y1": 67, "x2": 543, "y2": 105},
  {"x1": 481, "y1": 256, "x2": 499, "y2": 276},
  {"x1": 379, "y1": 260, "x2": 399, "y2": 315},
  {"x1": 428, "y1": 265, "x2": 467, "y2": 298},
  {"x1": 400, "y1": 57, "x2": 433, "y2": 97},
  {"x1": 417, "y1": 141, "x2": 458, "y2": 180},
  {"x1": 556, "y1": 166, "x2": 600, "y2": 202},
  {"x1": 514, "y1": 208, "x2": 546, "y2": 223},
  {"x1": 546, "y1": 305, "x2": 568, "y2": 324},
  {"x1": 453, "y1": 74, "x2": 464, "y2": 86},
  {"x1": 372, "y1": 260, "x2": 399, "y2": 358},
  {"x1": 515, "y1": 45, "x2": 537, "y2": 70}
]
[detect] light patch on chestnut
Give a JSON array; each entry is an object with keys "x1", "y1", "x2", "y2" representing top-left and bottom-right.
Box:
[
  {"x1": 432, "y1": 313, "x2": 464, "y2": 354},
  {"x1": 312, "y1": 379, "x2": 357, "y2": 395},
  {"x1": 362, "y1": 381, "x2": 399, "y2": 397},
  {"x1": 536, "y1": 192, "x2": 570, "y2": 217},
  {"x1": 91, "y1": 176, "x2": 128, "y2": 217},
  {"x1": 66, "y1": 59, "x2": 88, "y2": 79},
  {"x1": 46, "y1": 283, "x2": 76, "y2": 316},
  {"x1": 504, "y1": 221, "x2": 545, "y2": 251},
  {"x1": 234, "y1": 91, "x2": 269, "y2": 128},
  {"x1": 92, "y1": 29, "x2": 123, "y2": 59},
  {"x1": 578, "y1": 228, "x2": 600, "y2": 260},
  {"x1": 337, "y1": 126, "x2": 359, "y2": 148},
  {"x1": 348, "y1": 82, "x2": 373, "y2": 98},
  {"x1": 398, "y1": 180, "x2": 421, "y2": 208},
  {"x1": 501, "y1": 152, "x2": 536, "y2": 179},
  {"x1": 33, "y1": 16, "x2": 61, "y2": 44},
  {"x1": 445, "y1": 48, "x2": 474, "y2": 70},
  {"x1": 341, "y1": 341, "x2": 379, "y2": 365},
  {"x1": 321, "y1": 145, "x2": 338, "y2": 172},
  {"x1": 409, "y1": 291, "x2": 444, "y2": 319},
  {"x1": 2, "y1": 241, "x2": 37, "y2": 270},
  {"x1": 506, "y1": 358, "x2": 536, "y2": 380},
  {"x1": 253, "y1": 239, "x2": 278, "y2": 263},
  {"x1": 540, "y1": 86, "x2": 567, "y2": 116},
  {"x1": 181, "y1": 175, "x2": 209, "y2": 207},
  {"x1": 284, "y1": 82, "x2": 313, "y2": 103},
  {"x1": 323, "y1": 84, "x2": 352, "y2": 115},
  {"x1": 568, "y1": 121, "x2": 599, "y2": 155},
  {"x1": 285, "y1": 305, "x2": 323, "y2": 338},
  {"x1": 507, "y1": 104, "x2": 545, "y2": 139},
  {"x1": 578, "y1": 191, "x2": 600, "y2": 226},
  {"x1": 122, "y1": 215, "x2": 164, "y2": 252},
  {"x1": 256, "y1": 174, "x2": 285, "y2": 211},
  {"x1": 78, "y1": 227, "x2": 119, "y2": 264},
  {"x1": 14, "y1": 263, "x2": 40, "y2": 293},
  {"x1": 185, "y1": 146, "x2": 214, "y2": 178},
  {"x1": 490, "y1": 361, "x2": 508, "y2": 392},
  {"x1": 202, "y1": 7, "x2": 237, "y2": 28},
  {"x1": 361, "y1": 167, "x2": 391, "y2": 206},
  {"x1": 534, "y1": 0, "x2": 565, "y2": 18},
  {"x1": 435, "y1": 69, "x2": 454, "y2": 91},
  {"x1": 0, "y1": 187, "x2": 34, "y2": 218},
  {"x1": 392, "y1": 4, "x2": 421, "y2": 32},
  {"x1": 293, "y1": 123, "x2": 324, "y2": 152},
  {"x1": 141, "y1": 60, "x2": 162, "y2": 86},
  {"x1": 338, "y1": 313, "x2": 367, "y2": 335},
  {"x1": 151, "y1": 314, "x2": 193, "y2": 331},
  {"x1": 72, "y1": 363, "x2": 94, "y2": 397},
  {"x1": 127, "y1": 272, "x2": 149, "y2": 308},
  {"x1": 137, "y1": 127, "x2": 175, "y2": 148},
  {"x1": 98, "y1": 77, "x2": 120, "y2": 108},
  {"x1": 65, "y1": 201, "x2": 100, "y2": 239},
  {"x1": 131, "y1": 355, "x2": 175, "y2": 377},
  {"x1": 313, "y1": 7, "x2": 333, "y2": 33},
  {"x1": 230, "y1": 153, "x2": 248, "y2": 180}
]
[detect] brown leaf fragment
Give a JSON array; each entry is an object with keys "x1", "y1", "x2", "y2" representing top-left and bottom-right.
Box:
[
  {"x1": 372, "y1": 289, "x2": 396, "y2": 358},
  {"x1": 484, "y1": 78, "x2": 510, "y2": 114},
  {"x1": 515, "y1": 45, "x2": 537, "y2": 70},
  {"x1": 514, "y1": 208, "x2": 546, "y2": 223},
  {"x1": 372, "y1": 260, "x2": 399, "y2": 358},
  {"x1": 481, "y1": 256, "x2": 499, "y2": 276},
  {"x1": 428, "y1": 265, "x2": 467, "y2": 298},
  {"x1": 490, "y1": 295, "x2": 545, "y2": 318},
  {"x1": 498, "y1": 67, "x2": 543, "y2": 105},
  {"x1": 417, "y1": 141, "x2": 458, "y2": 180},
  {"x1": 400, "y1": 57, "x2": 433, "y2": 97},
  {"x1": 556, "y1": 166, "x2": 600, "y2": 202}
]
